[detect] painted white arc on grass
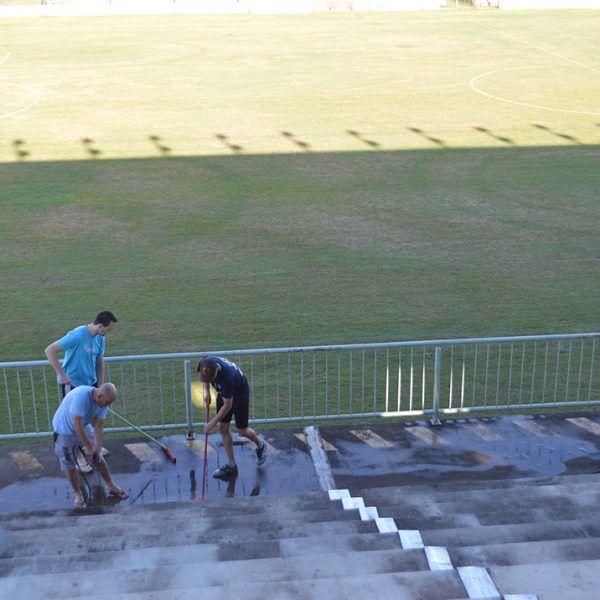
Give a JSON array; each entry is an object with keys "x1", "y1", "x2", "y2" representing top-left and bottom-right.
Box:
[
  {"x1": 0, "y1": 53, "x2": 41, "y2": 119},
  {"x1": 469, "y1": 65, "x2": 600, "y2": 117}
]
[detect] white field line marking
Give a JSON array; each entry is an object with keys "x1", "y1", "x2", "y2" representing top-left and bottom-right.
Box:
[
  {"x1": 499, "y1": 32, "x2": 600, "y2": 75},
  {"x1": 463, "y1": 422, "x2": 504, "y2": 442},
  {"x1": 514, "y1": 420, "x2": 559, "y2": 439},
  {"x1": 350, "y1": 429, "x2": 394, "y2": 448},
  {"x1": 0, "y1": 52, "x2": 41, "y2": 119},
  {"x1": 125, "y1": 442, "x2": 163, "y2": 463},
  {"x1": 469, "y1": 66, "x2": 600, "y2": 117},
  {"x1": 406, "y1": 426, "x2": 450, "y2": 446},
  {"x1": 294, "y1": 432, "x2": 337, "y2": 452},
  {"x1": 10, "y1": 450, "x2": 43, "y2": 471},
  {"x1": 567, "y1": 417, "x2": 600, "y2": 436}
]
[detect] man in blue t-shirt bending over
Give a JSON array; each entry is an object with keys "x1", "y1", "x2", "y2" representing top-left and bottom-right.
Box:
[
  {"x1": 198, "y1": 356, "x2": 266, "y2": 478},
  {"x1": 53, "y1": 383, "x2": 128, "y2": 508}
]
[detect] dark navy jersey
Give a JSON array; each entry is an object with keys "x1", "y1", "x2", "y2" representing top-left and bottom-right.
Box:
[{"x1": 208, "y1": 356, "x2": 247, "y2": 399}]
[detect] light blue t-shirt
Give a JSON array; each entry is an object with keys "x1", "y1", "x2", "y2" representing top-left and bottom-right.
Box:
[
  {"x1": 52, "y1": 385, "x2": 108, "y2": 435},
  {"x1": 57, "y1": 325, "x2": 105, "y2": 387}
]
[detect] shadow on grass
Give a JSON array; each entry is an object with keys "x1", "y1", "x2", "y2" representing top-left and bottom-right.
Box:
[
  {"x1": 148, "y1": 135, "x2": 171, "y2": 156},
  {"x1": 347, "y1": 129, "x2": 380, "y2": 148},
  {"x1": 407, "y1": 127, "x2": 445, "y2": 147},
  {"x1": 533, "y1": 124, "x2": 582, "y2": 145},
  {"x1": 215, "y1": 133, "x2": 243, "y2": 154},
  {"x1": 12, "y1": 139, "x2": 29, "y2": 160},
  {"x1": 81, "y1": 137, "x2": 101, "y2": 158},
  {"x1": 281, "y1": 131, "x2": 311, "y2": 152}
]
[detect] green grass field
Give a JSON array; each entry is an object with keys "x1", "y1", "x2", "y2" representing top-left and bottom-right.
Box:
[{"x1": 1, "y1": 10, "x2": 599, "y2": 361}]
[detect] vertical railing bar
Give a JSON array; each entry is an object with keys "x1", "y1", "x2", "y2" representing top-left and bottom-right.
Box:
[
  {"x1": 449, "y1": 345, "x2": 454, "y2": 409},
  {"x1": 553, "y1": 340, "x2": 561, "y2": 406},
  {"x1": 374, "y1": 349, "x2": 378, "y2": 413},
  {"x1": 507, "y1": 342, "x2": 514, "y2": 407},
  {"x1": 542, "y1": 341, "x2": 549, "y2": 404},
  {"x1": 120, "y1": 363, "x2": 127, "y2": 420},
  {"x1": 361, "y1": 350, "x2": 365, "y2": 415},
  {"x1": 385, "y1": 348, "x2": 390, "y2": 413},
  {"x1": 158, "y1": 363, "x2": 165, "y2": 426},
  {"x1": 300, "y1": 352, "x2": 304, "y2": 420},
  {"x1": 146, "y1": 363, "x2": 152, "y2": 426},
  {"x1": 29, "y1": 368, "x2": 39, "y2": 432},
  {"x1": 250, "y1": 356, "x2": 256, "y2": 420},
  {"x1": 518, "y1": 342, "x2": 525, "y2": 405},
  {"x1": 421, "y1": 347, "x2": 426, "y2": 411},
  {"x1": 495, "y1": 344, "x2": 502, "y2": 407},
  {"x1": 397, "y1": 348, "x2": 402, "y2": 412},
  {"x1": 170, "y1": 362, "x2": 177, "y2": 421},
  {"x1": 275, "y1": 353, "x2": 280, "y2": 419},
  {"x1": 349, "y1": 351, "x2": 353, "y2": 415},
  {"x1": 460, "y1": 345, "x2": 466, "y2": 409},
  {"x1": 530, "y1": 341, "x2": 537, "y2": 405},
  {"x1": 133, "y1": 363, "x2": 139, "y2": 422},
  {"x1": 42, "y1": 367, "x2": 51, "y2": 430},
  {"x1": 409, "y1": 348, "x2": 414, "y2": 412},
  {"x1": 3, "y1": 369, "x2": 14, "y2": 434},
  {"x1": 588, "y1": 338, "x2": 596, "y2": 401},
  {"x1": 472, "y1": 344, "x2": 478, "y2": 407},
  {"x1": 17, "y1": 368, "x2": 26, "y2": 433},
  {"x1": 264, "y1": 354, "x2": 268, "y2": 421},
  {"x1": 106, "y1": 363, "x2": 116, "y2": 428},
  {"x1": 312, "y1": 352, "x2": 316, "y2": 421},
  {"x1": 565, "y1": 340, "x2": 573, "y2": 403},
  {"x1": 337, "y1": 352, "x2": 341, "y2": 417},
  {"x1": 576, "y1": 339, "x2": 584, "y2": 403},
  {"x1": 325, "y1": 351, "x2": 329, "y2": 417},
  {"x1": 484, "y1": 344, "x2": 490, "y2": 406},
  {"x1": 288, "y1": 353, "x2": 292, "y2": 418}
]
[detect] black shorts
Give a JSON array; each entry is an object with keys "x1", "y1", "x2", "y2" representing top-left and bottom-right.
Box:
[
  {"x1": 61, "y1": 382, "x2": 97, "y2": 398},
  {"x1": 216, "y1": 379, "x2": 250, "y2": 429}
]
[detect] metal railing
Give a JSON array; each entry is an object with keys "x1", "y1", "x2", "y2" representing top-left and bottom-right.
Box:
[{"x1": 1, "y1": 332, "x2": 598, "y2": 440}]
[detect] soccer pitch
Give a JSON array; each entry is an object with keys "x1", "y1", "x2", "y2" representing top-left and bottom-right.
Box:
[{"x1": 0, "y1": 10, "x2": 598, "y2": 360}]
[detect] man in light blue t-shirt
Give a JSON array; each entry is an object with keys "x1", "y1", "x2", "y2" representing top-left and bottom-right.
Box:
[
  {"x1": 45, "y1": 310, "x2": 118, "y2": 393},
  {"x1": 52, "y1": 383, "x2": 128, "y2": 508},
  {"x1": 45, "y1": 311, "x2": 118, "y2": 468}
]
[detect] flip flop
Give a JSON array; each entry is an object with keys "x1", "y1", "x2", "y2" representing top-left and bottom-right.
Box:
[{"x1": 108, "y1": 487, "x2": 129, "y2": 500}]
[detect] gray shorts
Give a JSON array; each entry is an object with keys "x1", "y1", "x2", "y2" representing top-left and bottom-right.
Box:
[{"x1": 54, "y1": 433, "x2": 83, "y2": 472}]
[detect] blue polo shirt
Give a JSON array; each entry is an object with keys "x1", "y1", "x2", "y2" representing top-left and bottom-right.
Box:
[
  {"x1": 56, "y1": 325, "x2": 105, "y2": 386},
  {"x1": 52, "y1": 385, "x2": 108, "y2": 435}
]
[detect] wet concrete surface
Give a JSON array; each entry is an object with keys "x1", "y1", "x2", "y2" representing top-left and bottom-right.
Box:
[{"x1": 0, "y1": 413, "x2": 599, "y2": 514}]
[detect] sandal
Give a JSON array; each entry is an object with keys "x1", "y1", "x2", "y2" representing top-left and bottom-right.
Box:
[
  {"x1": 73, "y1": 494, "x2": 85, "y2": 508},
  {"x1": 108, "y1": 486, "x2": 129, "y2": 500}
]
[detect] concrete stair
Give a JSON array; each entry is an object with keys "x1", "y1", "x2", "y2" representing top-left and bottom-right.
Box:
[{"x1": 1, "y1": 473, "x2": 599, "y2": 598}]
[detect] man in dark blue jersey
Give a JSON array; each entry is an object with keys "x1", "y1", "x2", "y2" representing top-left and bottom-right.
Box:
[{"x1": 197, "y1": 356, "x2": 266, "y2": 478}]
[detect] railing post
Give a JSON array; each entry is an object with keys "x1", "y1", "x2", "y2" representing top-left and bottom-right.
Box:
[
  {"x1": 184, "y1": 359, "x2": 194, "y2": 440},
  {"x1": 430, "y1": 347, "x2": 442, "y2": 427}
]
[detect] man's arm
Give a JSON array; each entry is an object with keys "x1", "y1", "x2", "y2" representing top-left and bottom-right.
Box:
[
  {"x1": 73, "y1": 415, "x2": 94, "y2": 456},
  {"x1": 96, "y1": 356, "x2": 105, "y2": 387},
  {"x1": 205, "y1": 397, "x2": 233, "y2": 434},
  {"x1": 44, "y1": 341, "x2": 71, "y2": 385}
]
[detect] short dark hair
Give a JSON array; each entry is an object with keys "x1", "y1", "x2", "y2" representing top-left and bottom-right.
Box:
[
  {"x1": 197, "y1": 357, "x2": 219, "y2": 382},
  {"x1": 94, "y1": 311, "x2": 118, "y2": 326}
]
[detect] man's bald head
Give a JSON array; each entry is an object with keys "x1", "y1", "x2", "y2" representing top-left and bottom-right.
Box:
[{"x1": 94, "y1": 383, "x2": 117, "y2": 407}]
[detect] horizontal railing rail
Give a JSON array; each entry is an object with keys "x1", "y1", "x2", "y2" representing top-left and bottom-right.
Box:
[{"x1": 1, "y1": 332, "x2": 598, "y2": 440}]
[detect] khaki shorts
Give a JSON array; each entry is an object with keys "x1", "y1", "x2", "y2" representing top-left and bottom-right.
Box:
[{"x1": 53, "y1": 433, "x2": 83, "y2": 472}]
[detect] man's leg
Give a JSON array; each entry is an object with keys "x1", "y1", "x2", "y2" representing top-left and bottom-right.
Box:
[
  {"x1": 65, "y1": 469, "x2": 84, "y2": 507},
  {"x1": 219, "y1": 421, "x2": 235, "y2": 464},
  {"x1": 96, "y1": 456, "x2": 128, "y2": 498}
]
